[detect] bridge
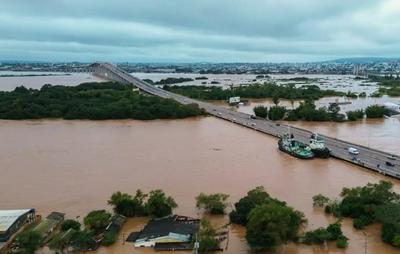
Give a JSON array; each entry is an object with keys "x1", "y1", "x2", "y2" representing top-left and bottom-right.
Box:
[{"x1": 91, "y1": 62, "x2": 400, "y2": 179}]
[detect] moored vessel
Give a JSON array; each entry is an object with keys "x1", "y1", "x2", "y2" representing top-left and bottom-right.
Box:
[
  {"x1": 309, "y1": 133, "x2": 330, "y2": 158},
  {"x1": 278, "y1": 134, "x2": 314, "y2": 159}
]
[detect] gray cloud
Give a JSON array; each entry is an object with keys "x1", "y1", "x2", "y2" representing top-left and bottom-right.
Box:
[{"x1": 0, "y1": 0, "x2": 399, "y2": 62}]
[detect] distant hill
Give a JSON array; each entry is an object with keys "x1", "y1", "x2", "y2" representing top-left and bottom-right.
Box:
[{"x1": 327, "y1": 57, "x2": 400, "y2": 64}]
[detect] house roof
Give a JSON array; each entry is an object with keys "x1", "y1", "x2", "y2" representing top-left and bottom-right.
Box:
[
  {"x1": 0, "y1": 209, "x2": 34, "y2": 233},
  {"x1": 46, "y1": 212, "x2": 65, "y2": 222},
  {"x1": 131, "y1": 215, "x2": 199, "y2": 242}
]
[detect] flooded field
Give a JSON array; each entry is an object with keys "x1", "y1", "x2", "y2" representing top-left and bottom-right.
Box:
[
  {"x1": 1, "y1": 117, "x2": 400, "y2": 254},
  {"x1": 0, "y1": 72, "x2": 377, "y2": 95}
]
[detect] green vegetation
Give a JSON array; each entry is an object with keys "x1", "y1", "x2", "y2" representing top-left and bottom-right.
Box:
[
  {"x1": 195, "y1": 76, "x2": 208, "y2": 80},
  {"x1": 346, "y1": 91, "x2": 358, "y2": 98},
  {"x1": 164, "y1": 83, "x2": 344, "y2": 101},
  {"x1": 14, "y1": 231, "x2": 42, "y2": 254},
  {"x1": 146, "y1": 189, "x2": 178, "y2": 218},
  {"x1": 346, "y1": 109, "x2": 364, "y2": 121},
  {"x1": 61, "y1": 219, "x2": 81, "y2": 231},
  {"x1": 108, "y1": 189, "x2": 177, "y2": 218},
  {"x1": 154, "y1": 77, "x2": 194, "y2": 85},
  {"x1": 312, "y1": 194, "x2": 330, "y2": 207},
  {"x1": 246, "y1": 202, "x2": 306, "y2": 251},
  {"x1": 196, "y1": 219, "x2": 219, "y2": 251},
  {"x1": 70, "y1": 229, "x2": 96, "y2": 252},
  {"x1": 313, "y1": 181, "x2": 400, "y2": 248},
  {"x1": 268, "y1": 106, "x2": 286, "y2": 120},
  {"x1": 365, "y1": 105, "x2": 389, "y2": 118},
  {"x1": 108, "y1": 190, "x2": 147, "y2": 217},
  {"x1": 377, "y1": 79, "x2": 400, "y2": 96},
  {"x1": 0, "y1": 82, "x2": 204, "y2": 120},
  {"x1": 229, "y1": 186, "x2": 306, "y2": 251},
  {"x1": 102, "y1": 231, "x2": 118, "y2": 246},
  {"x1": 253, "y1": 105, "x2": 268, "y2": 118},
  {"x1": 229, "y1": 186, "x2": 280, "y2": 225},
  {"x1": 302, "y1": 221, "x2": 348, "y2": 248},
  {"x1": 195, "y1": 193, "x2": 230, "y2": 214},
  {"x1": 83, "y1": 210, "x2": 111, "y2": 234}
]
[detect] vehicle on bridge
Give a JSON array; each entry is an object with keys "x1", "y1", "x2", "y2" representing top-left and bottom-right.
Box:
[
  {"x1": 278, "y1": 134, "x2": 315, "y2": 159},
  {"x1": 309, "y1": 134, "x2": 330, "y2": 158},
  {"x1": 348, "y1": 147, "x2": 359, "y2": 155},
  {"x1": 386, "y1": 161, "x2": 395, "y2": 167}
]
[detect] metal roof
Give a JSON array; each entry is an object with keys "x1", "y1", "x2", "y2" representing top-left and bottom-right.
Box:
[{"x1": 0, "y1": 209, "x2": 33, "y2": 233}]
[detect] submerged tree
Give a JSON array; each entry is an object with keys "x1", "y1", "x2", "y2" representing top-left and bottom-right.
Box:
[
  {"x1": 246, "y1": 202, "x2": 306, "y2": 251},
  {"x1": 83, "y1": 210, "x2": 111, "y2": 233},
  {"x1": 195, "y1": 193, "x2": 229, "y2": 214},
  {"x1": 146, "y1": 189, "x2": 177, "y2": 218},
  {"x1": 196, "y1": 219, "x2": 219, "y2": 252}
]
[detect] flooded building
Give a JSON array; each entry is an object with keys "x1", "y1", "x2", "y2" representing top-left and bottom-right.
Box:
[{"x1": 127, "y1": 215, "x2": 199, "y2": 250}]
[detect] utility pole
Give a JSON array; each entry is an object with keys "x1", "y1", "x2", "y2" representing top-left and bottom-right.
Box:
[
  {"x1": 362, "y1": 231, "x2": 368, "y2": 254},
  {"x1": 194, "y1": 233, "x2": 199, "y2": 254}
]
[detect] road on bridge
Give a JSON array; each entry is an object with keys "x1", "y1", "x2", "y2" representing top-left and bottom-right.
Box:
[{"x1": 94, "y1": 63, "x2": 400, "y2": 179}]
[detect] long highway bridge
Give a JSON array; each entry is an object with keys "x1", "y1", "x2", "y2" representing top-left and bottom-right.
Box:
[{"x1": 91, "y1": 62, "x2": 400, "y2": 179}]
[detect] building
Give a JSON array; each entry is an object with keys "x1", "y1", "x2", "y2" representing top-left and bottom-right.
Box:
[
  {"x1": 31, "y1": 212, "x2": 65, "y2": 244},
  {"x1": 228, "y1": 96, "x2": 241, "y2": 105},
  {"x1": 0, "y1": 209, "x2": 36, "y2": 242},
  {"x1": 127, "y1": 215, "x2": 199, "y2": 250}
]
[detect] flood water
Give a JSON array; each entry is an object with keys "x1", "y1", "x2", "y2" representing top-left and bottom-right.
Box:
[
  {"x1": 0, "y1": 72, "x2": 104, "y2": 91},
  {"x1": 1, "y1": 117, "x2": 400, "y2": 254}
]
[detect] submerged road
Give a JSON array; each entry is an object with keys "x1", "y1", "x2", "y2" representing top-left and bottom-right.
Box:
[{"x1": 93, "y1": 62, "x2": 400, "y2": 179}]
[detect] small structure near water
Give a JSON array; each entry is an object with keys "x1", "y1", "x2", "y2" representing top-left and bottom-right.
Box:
[
  {"x1": 126, "y1": 215, "x2": 199, "y2": 251},
  {"x1": 0, "y1": 209, "x2": 36, "y2": 253}
]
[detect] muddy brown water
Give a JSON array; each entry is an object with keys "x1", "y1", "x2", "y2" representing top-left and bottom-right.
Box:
[{"x1": 1, "y1": 117, "x2": 400, "y2": 254}]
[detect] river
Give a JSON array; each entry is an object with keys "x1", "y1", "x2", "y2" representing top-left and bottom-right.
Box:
[{"x1": 1, "y1": 117, "x2": 400, "y2": 254}]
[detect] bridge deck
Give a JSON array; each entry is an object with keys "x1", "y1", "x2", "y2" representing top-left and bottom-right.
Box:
[{"x1": 92, "y1": 63, "x2": 400, "y2": 179}]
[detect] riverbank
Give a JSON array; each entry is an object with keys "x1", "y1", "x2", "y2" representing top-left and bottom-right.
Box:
[{"x1": 1, "y1": 117, "x2": 400, "y2": 253}]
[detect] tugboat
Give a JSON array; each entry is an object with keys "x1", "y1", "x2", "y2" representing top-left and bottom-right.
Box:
[
  {"x1": 309, "y1": 133, "x2": 330, "y2": 158},
  {"x1": 278, "y1": 133, "x2": 315, "y2": 159}
]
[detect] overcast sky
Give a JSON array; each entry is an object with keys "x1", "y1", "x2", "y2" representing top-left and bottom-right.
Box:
[{"x1": 1, "y1": 0, "x2": 400, "y2": 63}]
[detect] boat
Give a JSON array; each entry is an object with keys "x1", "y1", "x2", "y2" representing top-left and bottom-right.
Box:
[
  {"x1": 309, "y1": 133, "x2": 330, "y2": 158},
  {"x1": 278, "y1": 133, "x2": 314, "y2": 159}
]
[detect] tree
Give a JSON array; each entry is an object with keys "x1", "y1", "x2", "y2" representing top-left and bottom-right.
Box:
[
  {"x1": 346, "y1": 110, "x2": 364, "y2": 121},
  {"x1": 70, "y1": 230, "x2": 95, "y2": 253},
  {"x1": 246, "y1": 203, "x2": 305, "y2": 250},
  {"x1": 312, "y1": 194, "x2": 330, "y2": 207},
  {"x1": 83, "y1": 210, "x2": 111, "y2": 233},
  {"x1": 145, "y1": 190, "x2": 177, "y2": 218},
  {"x1": 196, "y1": 219, "x2": 219, "y2": 252},
  {"x1": 272, "y1": 95, "x2": 280, "y2": 106},
  {"x1": 14, "y1": 231, "x2": 42, "y2": 254},
  {"x1": 365, "y1": 105, "x2": 388, "y2": 118},
  {"x1": 229, "y1": 186, "x2": 277, "y2": 225},
  {"x1": 268, "y1": 106, "x2": 286, "y2": 120},
  {"x1": 61, "y1": 219, "x2": 81, "y2": 231},
  {"x1": 253, "y1": 106, "x2": 268, "y2": 118},
  {"x1": 48, "y1": 230, "x2": 74, "y2": 254},
  {"x1": 196, "y1": 193, "x2": 229, "y2": 214},
  {"x1": 108, "y1": 190, "x2": 147, "y2": 217}
]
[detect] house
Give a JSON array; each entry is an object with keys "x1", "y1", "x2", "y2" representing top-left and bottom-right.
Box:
[
  {"x1": 31, "y1": 211, "x2": 65, "y2": 243},
  {"x1": 105, "y1": 214, "x2": 126, "y2": 234},
  {"x1": 0, "y1": 209, "x2": 36, "y2": 242},
  {"x1": 127, "y1": 215, "x2": 199, "y2": 250}
]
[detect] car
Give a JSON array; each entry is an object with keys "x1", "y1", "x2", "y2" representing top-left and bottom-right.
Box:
[
  {"x1": 251, "y1": 122, "x2": 256, "y2": 126},
  {"x1": 250, "y1": 115, "x2": 257, "y2": 119},
  {"x1": 386, "y1": 161, "x2": 395, "y2": 167},
  {"x1": 387, "y1": 155, "x2": 396, "y2": 160},
  {"x1": 348, "y1": 147, "x2": 359, "y2": 155},
  {"x1": 218, "y1": 112, "x2": 222, "y2": 115}
]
